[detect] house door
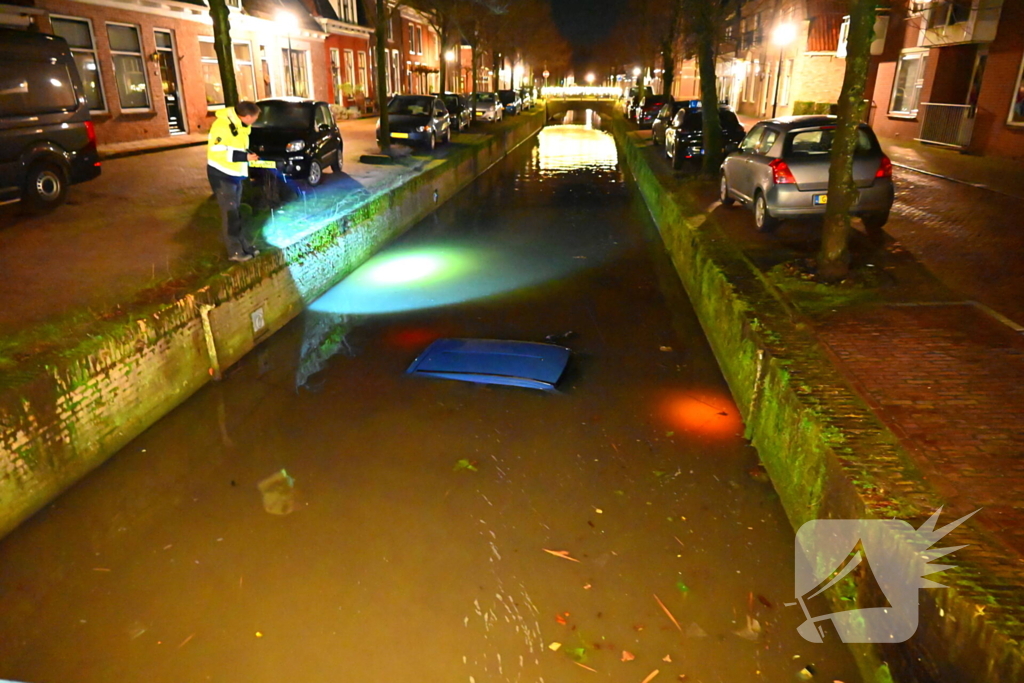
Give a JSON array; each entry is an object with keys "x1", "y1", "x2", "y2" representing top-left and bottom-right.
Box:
[{"x1": 154, "y1": 30, "x2": 186, "y2": 134}]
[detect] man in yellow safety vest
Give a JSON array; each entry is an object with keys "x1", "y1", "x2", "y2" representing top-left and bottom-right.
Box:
[{"x1": 207, "y1": 101, "x2": 261, "y2": 262}]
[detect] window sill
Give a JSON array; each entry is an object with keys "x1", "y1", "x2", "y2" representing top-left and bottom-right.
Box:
[
  {"x1": 119, "y1": 107, "x2": 154, "y2": 114},
  {"x1": 887, "y1": 112, "x2": 918, "y2": 120}
]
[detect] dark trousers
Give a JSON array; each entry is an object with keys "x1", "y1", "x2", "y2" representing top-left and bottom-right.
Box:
[{"x1": 207, "y1": 167, "x2": 250, "y2": 257}]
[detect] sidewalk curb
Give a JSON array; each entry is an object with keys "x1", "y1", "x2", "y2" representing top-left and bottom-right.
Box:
[
  {"x1": 890, "y1": 162, "x2": 1024, "y2": 200},
  {"x1": 98, "y1": 138, "x2": 206, "y2": 161}
]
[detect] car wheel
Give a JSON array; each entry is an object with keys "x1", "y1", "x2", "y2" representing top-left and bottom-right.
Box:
[
  {"x1": 307, "y1": 160, "x2": 323, "y2": 187},
  {"x1": 426, "y1": 132, "x2": 436, "y2": 151},
  {"x1": 330, "y1": 154, "x2": 342, "y2": 174},
  {"x1": 862, "y1": 211, "x2": 889, "y2": 233},
  {"x1": 652, "y1": 130, "x2": 660, "y2": 147},
  {"x1": 754, "y1": 192, "x2": 780, "y2": 232},
  {"x1": 719, "y1": 172, "x2": 736, "y2": 207},
  {"x1": 23, "y1": 162, "x2": 68, "y2": 211}
]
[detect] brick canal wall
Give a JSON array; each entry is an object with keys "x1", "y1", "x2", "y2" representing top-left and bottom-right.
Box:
[
  {"x1": 0, "y1": 109, "x2": 545, "y2": 540},
  {"x1": 611, "y1": 121, "x2": 1024, "y2": 683}
]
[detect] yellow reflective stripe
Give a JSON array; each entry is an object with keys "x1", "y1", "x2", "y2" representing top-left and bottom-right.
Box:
[
  {"x1": 209, "y1": 144, "x2": 228, "y2": 151},
  {"x1": 208, "y1": 159, "x2": 247, "y2": 177}
]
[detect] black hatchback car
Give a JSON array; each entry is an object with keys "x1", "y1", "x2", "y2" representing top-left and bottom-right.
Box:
[
  {"x1": 665, "y1": 108, "x2": 746, "y2": 169},
  {"x1": 249, "y1": 98, "x2": 343, "y2": 186},
  {"x1": 0, "y1": 28, "x2": 101, "y2": 211},
  {"x1": 433, "y1": 92, "x2": 472, "y2": 132},
  {"x1": 378, "y1": 95, "x2": 450, "y2": 149}
]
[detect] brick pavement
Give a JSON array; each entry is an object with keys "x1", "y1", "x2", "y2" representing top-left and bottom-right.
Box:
[{"x1": 818, "y1": 303, "x2": 1024, "y2": 556}]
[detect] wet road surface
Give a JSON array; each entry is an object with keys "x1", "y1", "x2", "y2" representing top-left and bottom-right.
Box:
[{"x1": 0, "y1": 112, "x2": 862, "y2": 683}]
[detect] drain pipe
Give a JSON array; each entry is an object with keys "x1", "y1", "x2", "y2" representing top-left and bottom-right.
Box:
[{"x1": 199, "y1": 303, "x2": 222, "y2": 381}]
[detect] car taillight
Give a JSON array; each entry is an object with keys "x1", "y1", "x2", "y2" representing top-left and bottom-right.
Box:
[
  {"x1": 876, "y1": 154, "x2": 892, "y2": 178},
  {"x1": 769, "y1": 158, "x2": 797, "y2": 184},
  {"x1": 84, "y1": 120, "x2": 97, "y2": 145}
]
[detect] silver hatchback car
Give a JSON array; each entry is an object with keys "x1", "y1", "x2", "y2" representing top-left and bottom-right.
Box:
[{"x1": 719, "y1": 116, "x2": 894, "y2": 232}]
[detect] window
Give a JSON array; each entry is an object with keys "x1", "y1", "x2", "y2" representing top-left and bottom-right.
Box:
[
  {"x1": 1008, "y1": 52, "x2": 1024, "y2": 127},
  {"x1": 234, "y1": 42, "x2": 256, "y2": 102},
  {"x1": 0, "y1": 58, "x2": 78, "y2": 116},
  {"x1": 283, "y1": 48, "x2": 309, "y2": 98},
  {"x1": 786, "y1": 127, "x2": 872, "y2": 155},
  {"x1": 415, "y1": 26, "x2": 422, "y2": 54},
  {"x1": 330, "y1": 48, "x2": 342, "y2": 104},
  {"x1": 51, "y1": 16, "x2": 105, "y2": 111},
  {"x1": 315, "y1": 102, "x2": 332, "y2": 128},
  {"x1": 890, "y1": 51, "x2": 928, "y2": 116},
  {"x1": 199, "y1": 39, "x2": 223, "y2": 105},
  {"x1": 106, "y1": 23, "x2": 149, "y2": 110},
  {"x1": 357, "y1": 51, "x2": 368, "y2": 91},
  {"x1": 409, "y1": 23, "x2": 416, "y2": 53},
  {"x1": 756, "y1": 128, "x2": 778, "y2": 155},
  {"x1": 740, "y1": 124, "x2": 765, "y2": 152},
  {"x1": 344, "y1": 49, "x2": 355, "y2": 89},
  {"x1": 260, "y1": 44, "x2": 273, "y2": 97},
  {"x1": 387, "y1": 17, "x2": 393, "y2": 41},
  {"x1": 929, "y1": 0, "x2": 971, "y2": 27}
]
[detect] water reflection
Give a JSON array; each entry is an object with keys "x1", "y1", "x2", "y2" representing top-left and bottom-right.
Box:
[
  {"x1": 295, "y1": 311, "x2": 357, "y2": 390},
  {"x1": 310, "y1": 121, "x2": 622, "y2": 316}
]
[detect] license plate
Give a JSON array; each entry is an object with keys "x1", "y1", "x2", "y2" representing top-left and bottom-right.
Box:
[
  {"x1": 249, "y1": 159, "x2": 277, "y2": 169},
  {"x1": 813, "y1": 194, "x2": 828, "y2": 205},
  {"x1": 391, "y1": 132, "x2": 410, "y2": 139}
]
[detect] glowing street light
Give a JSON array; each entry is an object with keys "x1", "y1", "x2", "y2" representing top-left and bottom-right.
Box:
[
  {"x1": 585, "y1": 72, "x2": 595, "y2": 85},
  {"x1": 445, "y1": 50, "x2": 455, "y2": 61},
  {"x1": 276, "y1": 10, "x2": 299, "y2": 96},
  {"x1": 770, "y1": 23, "x2": 796, "y2": 118},
  {"x1": 632, "y1": 66, "x2": 641, "y2": 77}
]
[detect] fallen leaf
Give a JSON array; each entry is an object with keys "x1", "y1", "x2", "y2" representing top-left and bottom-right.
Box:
[
  {"x1": 659, "y1": 346, "x2": 673, "y2": 352},
  {"x1": 733, "y1": 614, "x2": 761, "y2": 642},
  {"x1": 653, "y1": 594, "x2": 682, "y2": 632},
  {"x1": 685, "y1": 622, "x2": 706, "y2": 638},
  {"x1": 453, "y1": 459, "x2": 478, "y2": 472},
  {"x1": 676, "y1": 581, "x2": 689, "y2": 594},
  {"x1": 548, "y1": 642, "x2": 562, "y2": 651},
  {"x1": 543, "y1": 549, "x2": 580, "y2": 563},
  {"x1": 662, "y1": 655, "x2": 672, "y2": 662},
  {"x1": 621, "y1": 651, "x2": 635, "y2": 662},
  {"x1": 640, "y1": 669, "x2": 660, "y2": 683},
  {"x1": 583, "y1": 583, "x2": 592, "y2": 590},
  {"x1": 757, "y1": 594, "x2": 774, "y2": 609}
]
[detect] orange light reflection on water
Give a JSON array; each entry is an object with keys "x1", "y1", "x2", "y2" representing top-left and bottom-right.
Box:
[{"x1": 659, "y1": 390, "x2": 744, "y2": 438}]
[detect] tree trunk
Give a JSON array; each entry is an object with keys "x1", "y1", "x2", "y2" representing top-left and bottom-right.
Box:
[
  {"x1": 818, "y1": 0, "x2": 875, "y2": 281},
  {"x1": 661, "y1": 37, "x2": 675, "y2": 97},
  {"x1": 208, "y1": 0, "x2": 238, "y2": 106},
  {"x1": 375, "y1": 0, "x2": 390, "y2": 152},
  {"x1": 697, "y1": 26, "x2": 722, "y2": 175},
  {"x1": 471, "y1": 40, "x2": 478, "y2": 119},
  {"x1": 438, "y1": 30, "x2": 447, "y2": 92}
]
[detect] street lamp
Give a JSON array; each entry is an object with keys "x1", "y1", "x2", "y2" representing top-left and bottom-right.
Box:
[
  {"x1": 771, "y1": 22, "x2": 796, "y2": 118},
  {"x1": 585, "y1": 72, "x2": 595, "y2": 85},
  {"x1": 632, "y1": 66, "x2": 641, "y2": 77},
  {"x1": 277, "y1": 10, "x2": 299, "y2": 96},
  {"x1": 542, "y1": 69, "x2": 550, "y2": 88}
]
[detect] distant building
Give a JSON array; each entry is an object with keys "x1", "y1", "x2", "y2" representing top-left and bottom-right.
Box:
[{"x1": 307, "y1": 0, "x2": 374, "y2": 113}]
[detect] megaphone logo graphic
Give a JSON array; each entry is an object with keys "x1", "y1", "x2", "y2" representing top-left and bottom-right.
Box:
[{"x1": 791, "y1": 508, "x2": 978, "y2": 644}]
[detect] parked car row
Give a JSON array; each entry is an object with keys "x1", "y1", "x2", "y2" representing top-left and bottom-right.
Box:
[{"x1": 643, "y1": 93, "x2": 895, "y2": 234}]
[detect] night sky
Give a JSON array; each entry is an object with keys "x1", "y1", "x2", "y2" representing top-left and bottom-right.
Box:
[{"x1": 547, "y1": 0, "x2": 625, "y2": 74}]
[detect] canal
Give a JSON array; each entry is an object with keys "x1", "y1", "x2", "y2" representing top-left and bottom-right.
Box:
[{"x1": 0, "y1": 111, "x2": 862, "y2": 683}]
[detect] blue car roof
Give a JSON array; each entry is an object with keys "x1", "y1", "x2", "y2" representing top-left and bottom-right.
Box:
[{"x1": 406, "y1": 338, "x2": 571, "y2": 391}]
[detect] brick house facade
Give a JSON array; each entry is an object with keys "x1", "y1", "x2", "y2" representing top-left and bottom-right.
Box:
[
  {"x1": 304, "y1": 0, "x2": 373, "y2": 111},
  {"x1": 4, "y1": 0, "x2": 327, "y2": 145},
  {"x1": 866, "y1": 0, "x2": 1024, "y2": 160}
]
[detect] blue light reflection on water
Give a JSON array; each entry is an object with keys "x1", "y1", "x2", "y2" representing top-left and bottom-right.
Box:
[{"x1": 310, "y1": 121, "x2": 621, "y2": 316}]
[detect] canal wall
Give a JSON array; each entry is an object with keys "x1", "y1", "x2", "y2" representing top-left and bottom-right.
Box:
[
  {"x1": 0, "y1": 109, "x2": 545, "y2": 540},
  {"x1": 611, "y1": 121, "x2": 1024, "y2": 683}
]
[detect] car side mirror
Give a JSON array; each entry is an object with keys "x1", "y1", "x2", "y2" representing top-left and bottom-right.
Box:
[{"x1": 318, "y1": 123, "x2": 331, "y2": 132}]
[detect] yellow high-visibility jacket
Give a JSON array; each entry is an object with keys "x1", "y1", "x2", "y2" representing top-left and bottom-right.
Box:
[{"x1": 207, "y1": 107, "x2": 251, "y2": 178}]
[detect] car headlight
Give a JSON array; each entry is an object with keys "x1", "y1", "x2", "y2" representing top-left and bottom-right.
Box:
[
  {"x1": 417, "y1": 125, "x2": 431, "y2": 132},
  {"x1": 285, "y1": 140, "x2": 305, "y2": 152}
]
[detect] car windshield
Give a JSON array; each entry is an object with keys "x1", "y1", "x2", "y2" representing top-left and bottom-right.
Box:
[
  {"x1": 253, "y1": 102, "x2": 312, "y2": 129},
  {"x1": 475, "y1": 93, "x2": 496, "y2": 103},
  {"x1": 442, "y1": 95, "x2": 460, "y2": 110},
  {"x1": 388, "y1": 96, "x2": 433, "y2": 115},
  {"x1": 786, "y1": 127, "x2": 873, "y2": 156},
  {"x1": 498, "y1": 91, "x2": 515, "y2": 103}
]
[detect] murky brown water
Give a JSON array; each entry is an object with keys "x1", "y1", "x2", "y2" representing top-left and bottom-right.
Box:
[{"x1": 0, "y1": 112, "x2": 862, "y2": 683}]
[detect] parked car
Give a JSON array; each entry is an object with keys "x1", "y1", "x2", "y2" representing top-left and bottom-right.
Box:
[
  {"x1": 518, "y1": 87, "x2": 535, "y2": 110},
  {"x1": 0, "y1": 28, "x2": 101, "y2": 211},
  {"x1": 624, "y1": 85, "x2": 653, "y2": 120},
  {"x1": 665, "y1": 107, "x2": 745, "y2": 170},
  {"x1": 433, "y1": 92, "x2": 472, "y2": 132},
  {"x1": 497, "y1": 89, "x2": 522, "y2": 116},
  {"x1": 377, "y1": 95, "x2": 450, "y2": 150},
  {"x1": 719, "y1": 116, "x2": 894, "y2": 233},
  {"x1": 473, "y1": 92, "x2": 504, "y2": 122},
  {"x1": 651, "y1": 101, "x2": 689, "y2": 146},
  {"x1": 248, "y1": 98, "x2": 342, "y2": 187},
  {"x1": 635, "y1": 94, "x2": 673, "y2": 129}
]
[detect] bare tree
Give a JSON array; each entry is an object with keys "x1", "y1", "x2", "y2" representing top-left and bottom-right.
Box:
[
  {"x1": 361, "y1": 0, "x2": 400, "y2": 152},
  {"x1": 208, "y1": 0, "x2": 238, "y2": 107},
  {"x1": 818, "y1": 0, "x2": 876, "y2": 281}
]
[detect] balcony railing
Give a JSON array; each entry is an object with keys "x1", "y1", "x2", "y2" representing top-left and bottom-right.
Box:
[{"x1": 916, "y1": 103, "x2": 975, "y2": 149}]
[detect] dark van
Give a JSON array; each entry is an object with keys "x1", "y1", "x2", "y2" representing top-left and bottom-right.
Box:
[{"x1": 0, "y1": 27, "x2": 101, "y2": 210}]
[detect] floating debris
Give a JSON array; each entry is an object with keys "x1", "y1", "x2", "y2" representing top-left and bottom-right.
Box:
[
  {"x1": 621, "y1": 651, "x2": 635, "y2": 662},
  {"x1": 543, "y1": 549, "x2": 580, "y2": 563},
  {"x1": 653, "y1": 594, "x2": 682, "y2": 632},
  {"x1": 640, "y1": 669, "x2": 660, "y2": 683},
  {"x1": 258, "y1": 469, "x2": 296, "y2": 515}
]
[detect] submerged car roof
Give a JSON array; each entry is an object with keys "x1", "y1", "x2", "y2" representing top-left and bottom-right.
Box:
[{"x1": 407, "y1": 338, "x2": 571, "y2": 392}]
